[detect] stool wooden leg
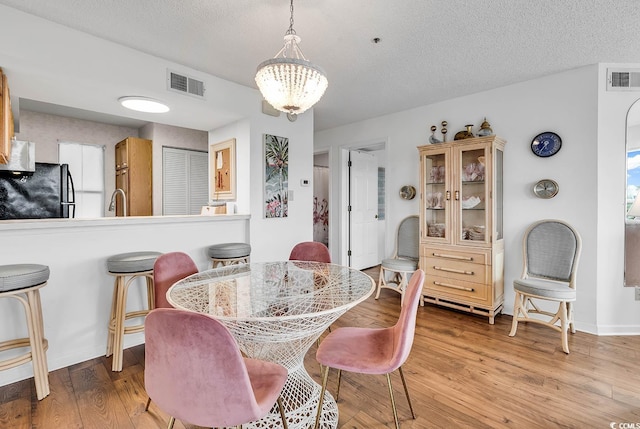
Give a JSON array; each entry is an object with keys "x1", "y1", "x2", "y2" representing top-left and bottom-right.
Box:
[
  {"x1": 111, "y1": 276, "x2": 128, "y2": 372},
  {"x1": 211, "y1": 257, "x2": 250, "y2": 269},
  {"x1": 33, "y1": 289, "x2": 49, "y2": 399},
  {"x1": 146, "y1": 275, "x2": 155, "y2": 312},
  {"x1": 108, "y1": 271, "x2": 155, "y2": 372},
  {"x1": 106, "y1": 277, "x2": 119, "y2": 357},
  {"x1": 25, "y1": 289, "x2": 49, "y2": 400}
]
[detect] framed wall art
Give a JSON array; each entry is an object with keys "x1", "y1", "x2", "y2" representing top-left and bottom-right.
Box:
[
  {"x1": 264, "y1": 134, "x2": 289, "y2": 218},
  {"x1": 209, "y1": 138, "x2": 236, "y2": 201}
]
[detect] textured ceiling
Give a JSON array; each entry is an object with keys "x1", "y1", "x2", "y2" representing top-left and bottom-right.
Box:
[{"x1": 1, "y1": 0, "x2": 639, "y2": 131}]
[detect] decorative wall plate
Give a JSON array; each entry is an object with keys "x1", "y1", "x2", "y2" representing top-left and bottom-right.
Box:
[
  {"x1": 399, "y1": 185, "x2": 416, "y2": 200},
  {"x1": 531, "y1": 132, "x2": 562, "y2": 157}
]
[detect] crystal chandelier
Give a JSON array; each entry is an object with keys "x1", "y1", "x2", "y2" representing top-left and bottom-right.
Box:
[{"x1": 255, "y1": 0, "x2": 328, "y2": 116}]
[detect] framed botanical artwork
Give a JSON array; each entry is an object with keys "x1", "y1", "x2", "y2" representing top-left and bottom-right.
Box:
[
  {"x1": 264, "y1": 134, "x2": 289, "y2": 218},
  {"x1": 209, "y1": 138, "x2": 236, "y2": 201}
]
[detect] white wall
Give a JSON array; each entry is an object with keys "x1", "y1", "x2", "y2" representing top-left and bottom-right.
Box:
[
  {"x1": 597, "y1": 63, "x2": 640, "y2": 334},
  {"x1": 248, "y1": 111, "x2": 315, "y2": 262},
  {"x1": 209, "y1": 106, "x2": 315, "y2": 262},
  {"x1": 316, "y1": 65, "x2": 606, "y2": 333},
  {"x1": 0, "y1": 4, "x2": 254, "y2": 134},
  {"x1": 0, "y1": 3, "x2": 317, "y2": 263},
  {"x1": 208, "y1": 119, "x2": 252, "y2": 216}
]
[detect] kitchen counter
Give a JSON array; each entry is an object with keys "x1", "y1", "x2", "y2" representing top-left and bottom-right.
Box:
[
  {"x1": 0, "y1": 213, "x2": 250, "y2": 231},
  {"x1": 0, "y1": 214, "x2": 250, "y2": 387}
]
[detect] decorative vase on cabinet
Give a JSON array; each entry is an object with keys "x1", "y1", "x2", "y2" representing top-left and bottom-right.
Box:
[{"x1": 417, "y1": 135, "x2": 506, "y2": 324}]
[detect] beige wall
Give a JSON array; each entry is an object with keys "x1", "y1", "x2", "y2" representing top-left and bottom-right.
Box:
[{"x1": 15, "y1": 109, "x2": 138, "y2": 165}]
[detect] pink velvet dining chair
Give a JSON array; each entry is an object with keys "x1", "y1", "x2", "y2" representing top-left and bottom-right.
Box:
[
  {"x1": 289, "y1": 241, "x2": 332, "y2": 349},
  {"x1": 144, "y1": 251, "x2": 199, "y2": 412},
  {"x1": 144, "y1": 308, "x2": 289, "y2": 429},
  {"x1": 314, "y1": 269, "x2": 426, "y2": 429},
  {"x1": 288, "y1": 241, "x2": 331, "y2": 263},
  {"x1": 151, "y1": 251, "x2": 198, "y2": 309}
]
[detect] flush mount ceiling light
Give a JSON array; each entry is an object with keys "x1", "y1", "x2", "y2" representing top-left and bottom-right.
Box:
[
  {"x1": 255, "y1": 0, "x2": 328, "y2": 116},
  {"x1": 118, "y1": 96, "x2": 170, "y2": 113}
]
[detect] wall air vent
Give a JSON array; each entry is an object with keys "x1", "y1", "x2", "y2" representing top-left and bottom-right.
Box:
[
  {"x1": 167, "y1": 70, "x2": 206, "y2": 98},
  {"x1": 607, "y1": 68, "x2": 640, "y2": 91}
]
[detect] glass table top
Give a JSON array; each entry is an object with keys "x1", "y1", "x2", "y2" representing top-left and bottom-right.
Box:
[{"x1": 167, "y1": 261, "x2": 375, "y2": 321}]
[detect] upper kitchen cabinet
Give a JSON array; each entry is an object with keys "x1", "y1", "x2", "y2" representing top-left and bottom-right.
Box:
[
  {"x1": 0, "y1": 68, "x2": 14, "y2": 164},
  {"x1": 115, "y1": 137, "x2": 152, "y2": 216}
]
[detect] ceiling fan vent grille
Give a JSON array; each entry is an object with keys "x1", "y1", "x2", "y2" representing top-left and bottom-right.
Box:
[
  {"x1": 167, "y1": 70, "x2": 206, "y2": 98},
  {"x1": 607, "y1": 69, "x2": 640, "y2": 91}
]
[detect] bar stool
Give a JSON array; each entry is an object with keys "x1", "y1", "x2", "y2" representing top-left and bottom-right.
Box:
[
  {"x1": 106, "y1": 251, "x2": 161, "y2": 372},
  {"x1": 0, "y1": 264, "x2": 50, "y2": 400},
  {"x1": 207, "y1": 243, "x2": 251, "y2": 268}
]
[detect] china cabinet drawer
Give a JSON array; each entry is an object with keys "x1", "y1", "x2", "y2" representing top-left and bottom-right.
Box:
[
  {"x1": 423, "y1": 275, "x2": 488, "y2": 304},
  {"x1": 424, "y1": 256, "x2": 486, "y2": 284},
  {"x1": 422, "y1": 247, "x2": 488, "y2": 266}
]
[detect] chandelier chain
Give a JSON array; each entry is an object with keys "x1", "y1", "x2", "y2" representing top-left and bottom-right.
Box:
[{"x1": 286, "y1": 0, "x2": 296, "y2": 36}]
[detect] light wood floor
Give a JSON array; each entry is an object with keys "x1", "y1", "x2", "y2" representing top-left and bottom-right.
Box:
[{"x1": 1, "y1": 266, "x2": 640, "y2": 428}]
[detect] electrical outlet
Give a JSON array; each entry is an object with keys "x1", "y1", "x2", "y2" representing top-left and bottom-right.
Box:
[{"x1": 635, "y1": 287, "x2": 640, "y2": 301}]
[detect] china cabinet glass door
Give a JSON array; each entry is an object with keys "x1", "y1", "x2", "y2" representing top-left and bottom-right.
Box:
[
  {"x1": 455, "y1": 144, "x2": 489, "y2": 246},
  {"x1": 422, "y1": 148, "x2": 450, "y2": 242}
]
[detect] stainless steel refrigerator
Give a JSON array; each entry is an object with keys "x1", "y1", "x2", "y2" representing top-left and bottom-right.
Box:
[{"x1": 0, "y1": 162, "x2": 75, "y2": 219}]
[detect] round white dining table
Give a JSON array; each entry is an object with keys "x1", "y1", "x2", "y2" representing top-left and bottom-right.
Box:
[{"x1": 166, "y1": 261, "x2": 375, "y2": 429}]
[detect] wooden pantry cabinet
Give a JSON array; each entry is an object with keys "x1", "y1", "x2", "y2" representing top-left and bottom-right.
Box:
[
  {"x1": 115, "y1": 137, "x2": 152, "y2": 216},
  {"x1": 0, "y1": 68, "x2": 14, "y2": 164},
  {"x1": 417, "y1": 135, "x2": 506, "y2": 323}
]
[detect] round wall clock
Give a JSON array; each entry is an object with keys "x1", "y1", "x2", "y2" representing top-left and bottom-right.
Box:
[
  {"x1": 531, "y1": 132, "x2": 562, "y2": 157},
  {"x1": 533, "y1": 179, "x2": 559, "y2": 199}
]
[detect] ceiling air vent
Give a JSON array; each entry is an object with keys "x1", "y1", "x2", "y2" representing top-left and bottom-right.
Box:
[
  {"x1": 607, "y1": 68, "x2": 640, "y2": 91},
  {"x1": 167, "y1": 70, "x2": 206, "y2": 98}
]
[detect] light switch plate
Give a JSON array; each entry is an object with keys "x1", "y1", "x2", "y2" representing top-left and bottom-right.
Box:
[{"x1": 635, "y1": 287, "x2": 640, "y2": 301}]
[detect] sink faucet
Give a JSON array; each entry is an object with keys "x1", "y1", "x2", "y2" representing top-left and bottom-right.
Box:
[{"x1": 108, "y1": 188, "x2": 127, "y2": 217}]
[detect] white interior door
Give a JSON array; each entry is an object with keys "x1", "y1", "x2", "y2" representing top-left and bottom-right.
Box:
[{"x1": 349, "y1": 150, "x2": 379, "y2": 269}]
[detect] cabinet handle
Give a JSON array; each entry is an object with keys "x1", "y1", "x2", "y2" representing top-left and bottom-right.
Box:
[
  {"x1": 454, "y1": 190, "x2": 460, "y2": 200},
  {"x1": 432, "y1": 252, "x2": 473, "y2": 261},
  {"x1": 433, "y1": 281, "x2": 474, "y2": 292},
  {"x1": 446, "y1": 191, "x2": 451, "y2": 200},
  {"x1": 433, "y1": 266, "x2": 474, "y2": 275}
]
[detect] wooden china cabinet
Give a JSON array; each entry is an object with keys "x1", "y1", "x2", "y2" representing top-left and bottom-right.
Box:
[
  {"x1": 417, "y1": 135, "x2": 506, "y2": 324},
  {"x1": 115, "y1": 137, "x2": 153, "y2": 216}
]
